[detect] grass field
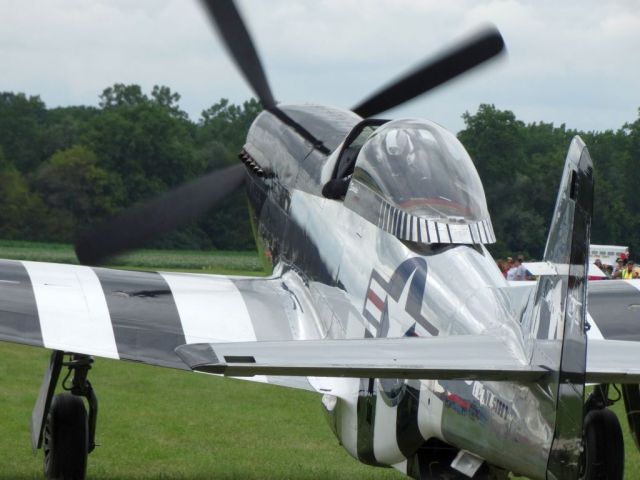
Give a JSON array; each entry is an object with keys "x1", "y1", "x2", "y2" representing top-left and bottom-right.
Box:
[
  {"x1": 0, "y1": 241, "x2": 400, "y2": 478},
  {"x1": 0, "y1": 242, "x2": 638, "y2": 479},
  {"x1": 0, "y1": 240, "x2": 267, "y2": 276},
  {"x1": 0, "y1": 343, "x2": 404, "y2": 480}
]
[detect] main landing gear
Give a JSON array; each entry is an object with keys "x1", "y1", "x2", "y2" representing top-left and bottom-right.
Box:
[
  {"x1": 579, "y1": 384, "x2": 624, "y2": 480},
  {"x1": 43, "y1": 394, "x2": 88, "y2": 479},
  {"x1": 32, "y1": 351, "x2": 98, "y2": 480}
]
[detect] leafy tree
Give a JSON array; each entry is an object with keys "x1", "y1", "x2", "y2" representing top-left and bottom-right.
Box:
[
  {"x1": 99, "y1": 84, "x2": 147, "y2": 109},
  {"x1": 0, "y1": 92, "x2": 46, "y2": 172},
  {"x1": 3, "y1": 83, "x2": 639, "y2": 256},
  {"x1": 34, "y1": 145, "x2": 125, "y2": 232},
  {"x1": 192, "y1": 98, "x2": 263, "y2": 250},
  {"x1": 460, "y1": 105, "x2": 572, "y2": 258},
  {"x1": 151, "y1": 85, "x2": 187, "y2": 120},
  {"x1": 459, "y1": 105, "x2": 530, "y2": 257},
  {"x1": 0, "y1": 147, "x2": 70, "y2": 241},
  {"x1": 41, "y1": 106, "x2": 100, "y2": 160},
  {"x1": 198, "y1": 98, "x2": 262, "y2": 167},
  {"x1": 459, "y1": 104, "x2": 526, "y2": 185},
  {"x1": 87, "y1": 84, "x2": 199, "y2": 204}
]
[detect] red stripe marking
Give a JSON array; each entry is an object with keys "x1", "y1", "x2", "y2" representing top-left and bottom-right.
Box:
[
  {"x1": 448, "y1": 394, "x2": 470, "y2": 410},
  {"x1": 367, "y1": 289, "x2": 384, "y2": 310}
]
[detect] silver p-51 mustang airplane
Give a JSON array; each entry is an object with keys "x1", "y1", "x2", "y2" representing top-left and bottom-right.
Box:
[{"x1": 2, "y1": 2, "x2": 640, "y2": 479}]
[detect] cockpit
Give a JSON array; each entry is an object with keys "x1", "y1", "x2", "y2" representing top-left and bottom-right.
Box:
[{"x1": 325, "y1": 119, "x2": 495, "y2": 245}]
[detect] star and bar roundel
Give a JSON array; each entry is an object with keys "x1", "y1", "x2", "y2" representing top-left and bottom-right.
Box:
[{"x1": 362, "y1": 258, "x2": 438, "y2": 338}]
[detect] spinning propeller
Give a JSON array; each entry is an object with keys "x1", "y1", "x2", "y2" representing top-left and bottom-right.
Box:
[{"x1": 74, "y1": 0, "x2": 505, "y2": 266}]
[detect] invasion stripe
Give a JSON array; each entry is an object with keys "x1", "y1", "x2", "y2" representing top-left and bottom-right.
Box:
[
  {"x1": 161, "y1": 273, "x2": 256, "y2": 345},
  {"x1": 93, "y1": 267, "x2": 185, "y2": 368},
  {"x1": 373, "y1": 393, "x2": 404, "y2": 464},
  {"x1": 23, "y1": 262, "x2": 118, "y2": 359},
  {"x1": 162, "y1": 273, "x2": 271, "y2": 384},
  {"x1": 357, "y1": 383, "x2": 382, "y2": 466},
  {"x1": 231, "y1": 277, "x2": 305, "y2": 387},
  {"x1": 0, "y1": 260, "x2": 42, "y2": 347},
  {"x1": 396, "y1": 382, "x2": 425, "y2": 457}
]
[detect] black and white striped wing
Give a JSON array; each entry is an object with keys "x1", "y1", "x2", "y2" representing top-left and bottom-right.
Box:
[{"x1": 0, "y1": 259, "x2": 314, "y2": 391}]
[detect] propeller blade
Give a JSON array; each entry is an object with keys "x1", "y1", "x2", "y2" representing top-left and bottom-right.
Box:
[
  {"x1": 201, "y1": 0, "x2": 276, "y2": 110},
  {"x1": 352, "y1": 26, "x2": 505, "y2": 118},
  {"x1": 75, "y1": 163, "x2": 246, "y2": 266}
]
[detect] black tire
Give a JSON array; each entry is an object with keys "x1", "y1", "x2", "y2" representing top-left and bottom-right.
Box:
[
  {"x1": 580, "y1": 408, "x2": 624, "y2": 480},
  {"x1": 43, "y1": 393, "x2": 88, "y2": 480}
]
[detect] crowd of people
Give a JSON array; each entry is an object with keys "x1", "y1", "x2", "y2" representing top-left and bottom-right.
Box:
[
  {"x1": 592, "y1": 253, "x2": 638, "y2": 280},
  {"x1": 496, "y1": 255, "x2": 534, "y2": 281},
  {"x1": 496, "y1": 252, "x2": 639, "y2": 281}
]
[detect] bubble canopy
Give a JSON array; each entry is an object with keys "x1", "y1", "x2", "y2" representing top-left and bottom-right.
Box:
[{"x1": 352, "y1": 119, "x2": 490, "y2": 223}]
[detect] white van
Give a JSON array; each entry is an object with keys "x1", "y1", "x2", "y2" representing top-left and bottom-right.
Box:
[{"x1": 589, "y1": 244, "x2": 629, "y2": 266}]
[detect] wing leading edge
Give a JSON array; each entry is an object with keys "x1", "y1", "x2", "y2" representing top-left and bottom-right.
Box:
[
  {"x1": 176, "y1": 335, "x2": 640, "y2": 384},
  {"x1": 4, "y1": 259, "x2": 640, "y2": 389},
  {"x1": 0, "y1": 259, "x2": 317, "y2": 391},
  {"x1": 176, "y1": 336, "x2": 549, "y2": 381}
]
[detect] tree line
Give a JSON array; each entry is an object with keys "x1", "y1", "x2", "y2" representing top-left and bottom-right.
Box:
[
  {"x1": 0, "y1": 85, "x2": 261, "y2": 250},
  {"x1": 459, "y1": 104, "x2": 640, "y2": 259},
  {"x1": 0, "y1": 84, "x2": 638, "y2": 258}
]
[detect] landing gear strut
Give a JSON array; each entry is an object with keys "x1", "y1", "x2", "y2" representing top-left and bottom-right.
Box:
[
  {"x1": 580, "y1": 384, "x2": 624, "y2": 480},
  {"x1": 32, "y1": 352, "x2": 99, "y2": 480}
]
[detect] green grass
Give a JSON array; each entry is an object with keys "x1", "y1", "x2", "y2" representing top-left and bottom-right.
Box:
[
  {"x1": 0, "y1": 242, "x2": 399, "y2": 478},
  {"x1": 0, "y1": 343, "x2": 402, "y2": 479},
  {"x1": 0, "y1": 240, "x2": 267, "y2": 276},
  {"x1": 1, "y1": 243, "x2": 639, "y2": 478},
  {"x1": 5, "y1": 349, "x2": 639, "y2": 480},
  {"x1": 613, "y1": 391, "x2": 640, "y2": 476}
]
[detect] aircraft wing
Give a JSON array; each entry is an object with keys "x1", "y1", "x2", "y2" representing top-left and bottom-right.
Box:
[
  {"x1": 587, "y1": 279, "x2": 640, "y2": 341},
  {"x1": 504, "y1": 279, "x2": 640, "y2": 383},
  {"x1": 582, "y1": 279, "x2": 640, "y2": 383},
  {"x1": 5, "y1": 259, "x2": 640, "y2": 390},
  {"x1": 178, "y1": 276, "x2": 640, "y2": 384},
  {"x1": 176, "y1": 336, "x2": 549, "y2": 381},
  {"x1": 0, "y1": 259, "x2": 319, "y2": 392},
  {"x1": 585, "y1": 339, "x2": 640, "y2": 383},
  {"x1": 509, "y1": 277, "x2": 640, "y2": 342},
  {"x1": 177, "y1": 334, "x2": 640, "y2": 384}
]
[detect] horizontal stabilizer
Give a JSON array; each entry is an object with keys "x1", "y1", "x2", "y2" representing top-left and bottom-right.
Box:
[
  {"x1": 586, "y1": 339, "x2": 640, "y2": 383},
  {"x1": 523, "y1": 261, "x2": 606, "y2": 278},
  {"x1": 175, "y1": 336, "x2": 549, "y2": 381}
]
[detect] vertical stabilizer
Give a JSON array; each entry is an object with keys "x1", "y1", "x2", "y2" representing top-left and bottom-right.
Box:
[{"x1": 527, "y1": 136, "x2": 594, "y2": 478}]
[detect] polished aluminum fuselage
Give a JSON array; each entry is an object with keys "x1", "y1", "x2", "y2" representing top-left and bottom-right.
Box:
[{"x1": 243, "y1": 106, "x2": 564, "y2": 479}]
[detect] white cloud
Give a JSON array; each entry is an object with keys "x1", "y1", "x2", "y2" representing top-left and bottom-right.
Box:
[{"x1": 0, "y1": 0, "x2": 638, "y2": 132}]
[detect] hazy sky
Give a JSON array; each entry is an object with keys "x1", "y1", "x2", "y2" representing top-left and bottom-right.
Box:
[{"x1": 1, "y1": 0, "x2": 639, "y2": 133}]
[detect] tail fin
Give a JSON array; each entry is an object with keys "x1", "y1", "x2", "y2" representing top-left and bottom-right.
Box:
[{"x1": 526, "y1": 136, "x2": 594, "y2": 478}]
